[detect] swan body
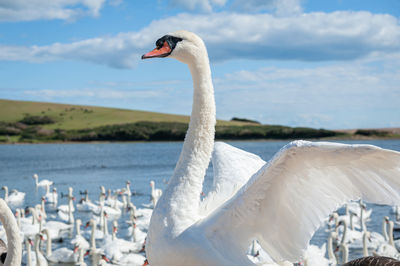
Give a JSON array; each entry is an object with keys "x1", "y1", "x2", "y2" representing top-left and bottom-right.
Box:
[
  {"x1": 0, "y1": 199, "x2": 21, "y2": 266},
  {"x1": 1, "y1": 187, "x2": 25, "y2": 207},
  {"x1": 150, "y1": 181, "x2": 162, "y2": 208},
  {"x1": 142, "y1": 30, "x2": 400, "y2": 266},
  {"x1": 32, "y1": 174, "x2": 53, "y2": 188}
]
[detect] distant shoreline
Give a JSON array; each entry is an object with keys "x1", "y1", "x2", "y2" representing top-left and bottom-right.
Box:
[{"x1": 1, "y1": 99, "x2": 399, "y2": 144}]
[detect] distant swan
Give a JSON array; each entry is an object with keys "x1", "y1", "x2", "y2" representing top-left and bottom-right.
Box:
[
  {"x1": 1, "y1": 186, "x2": 25, "y2": 207},
  {"x1": 0, "y1": 198, "x2": 22, "y2": 265},
  {"x1": 142, "y1": 30, "x2": 400, "y2": 265},
  {"x1": 32, "y1": 174, "x2": 53, "y2": 188}
]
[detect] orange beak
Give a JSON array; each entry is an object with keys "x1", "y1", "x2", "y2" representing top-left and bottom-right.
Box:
[{"x1": 142, "y1": 41, "x2": 172, "y2": 59}]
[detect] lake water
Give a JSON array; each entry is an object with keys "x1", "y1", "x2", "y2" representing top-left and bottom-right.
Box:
[{"x1": 1, "y1": 139, "x2": 400, "y2": 264}]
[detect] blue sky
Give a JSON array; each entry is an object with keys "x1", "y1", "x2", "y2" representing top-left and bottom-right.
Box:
[{"x1": 0, "y1": 0, "x2": 399, "y2": 129}]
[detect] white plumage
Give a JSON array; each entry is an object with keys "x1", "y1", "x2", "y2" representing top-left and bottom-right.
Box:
[{"x1": 142, "y1": 30, "x2": 400, "y2": 266}]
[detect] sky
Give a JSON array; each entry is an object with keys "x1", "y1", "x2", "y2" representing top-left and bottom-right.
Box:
[{"x1": 0, "y1": 0, "x2": 399, "y2": 129}]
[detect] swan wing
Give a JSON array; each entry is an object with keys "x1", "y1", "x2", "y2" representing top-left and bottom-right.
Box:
[
  {"x1": 200, "y1": 140, "x2": 400, "y2": 262},
  {"x1": 200, "y1": 142, "x2": 265, "y2": 216}
]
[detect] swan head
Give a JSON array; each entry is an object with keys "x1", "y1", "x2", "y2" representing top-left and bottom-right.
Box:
[
  {"x1": 150, "y1": 180, "x2": 155, "y2": 187},
  {"x1": 142, "y1": 30, "x2": 207, "y2": 64},
  {"x1": 33, "y1": 174, "x2": 38, "y2": 179}
]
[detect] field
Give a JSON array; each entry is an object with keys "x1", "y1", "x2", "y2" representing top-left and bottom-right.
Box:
[{"x1": 0, "y1": 99, "x2": 247, "y2": 129}]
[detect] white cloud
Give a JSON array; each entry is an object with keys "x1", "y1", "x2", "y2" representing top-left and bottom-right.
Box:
[
  {"x1": 0, "y1": 0, "x2": 107, "y2": 22},
  {"x1": 232, "y1": 0, "x2": 302, "y2": 16},
  {"x1": 168, "y1": 0, "x2": 227, "y2": 12},
  {"x1": 0, "y1": 11, "x2": 399, "y2": 68},
  {"x1": 213, "y1": 55, "x2": 400, "y2": 128}
]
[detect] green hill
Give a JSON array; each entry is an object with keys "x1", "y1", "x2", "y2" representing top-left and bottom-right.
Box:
[
  {"x1": 5, "y1": 98, "x2": 394, "y2": 143},
  {"x1": 0, "y1": 99, "x2": 245, "y2": 129}
]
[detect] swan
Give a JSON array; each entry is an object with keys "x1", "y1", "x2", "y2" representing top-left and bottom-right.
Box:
[
  {"x1": 0, "y1": 199, "x2": 21, "y2": 266},
  {"x1": 150, "y1": 180, "x2": 162, "y2": 208},
  {"x1": 57, "y1": 187, "x2": 75, "y2": 224},
  {"x1": 335, "y1": 243, "x2": 349, "y2": 265},
  {"x1": 99, "y1": 220, "x2": 143, "y2": 262},
  {"x1": 44, "y1": 187, "x2": 57, "y2": 206},
  {"x1": 32, "y1": 174, "x2": 53, "y2": 188},
  {"x1": 127, "y1": 203, "x2": 152, "y2": 231},
  {"x1": 70, "y1": 219, "x2": 89, "y2": 251},
  {"x1": 142, "y1": 30, "x2": 400, "y2": 265},
  {"x1": 374, "y1": 219, "x2": 400, "y2": 259},
  {"x1": 33, "y1": 234, "x2": 48, "y2": 266},
  {"x1": 21, "y1": 237, "x2": 36, "y2": 266},
  {"x1": 1, "y1": 187, "x2": 25, "y2": 207},
  {"x1": 126, "y1": 214, "x2": 147, "y2": 243},
  {"x1": 76, "y1": 190, "x2": 101, "y2": 213},
  {"x1": 41, "y1": 229, "x2": 76, "y2": 263}
]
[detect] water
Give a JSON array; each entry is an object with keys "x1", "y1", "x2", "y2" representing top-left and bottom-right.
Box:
[{"x1": 1, "y1": 139, "x2": 400, "y2": 264}]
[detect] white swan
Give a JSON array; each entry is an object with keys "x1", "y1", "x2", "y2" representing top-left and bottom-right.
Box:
[
  {"x1": 374, "y1": 219, "x2": 400, "y2": 259},
  {"x1": 70, "y1": 219, "x2": 89, "y2": 251},
  {"x1": 32, "y1": 174, "x2": 53, "y2": 188},
  {"x1": 99, "y1": 220, "x2": 142, "y2": 263},
  {"x1": 150, "y1": 180, "x2": 162, "y2": 208},
  {"x1": 41, "y1": 229, "x2": 76, "y2": 263},
  {"x1": 33, "y1": 234, "x2": 48, "y2": 266},
  {"x1": 21, "y1": 237, "x2": 36, "y2": 266},
  {"x1": 142, "y1": 30, "x2": 400, "y2": 265},
  {"x1": 1, "y1": 187, "x2": 25, "y2": 207},
  {"x1": 0, "y1": 199, "x2": 21, "y2": 266},
  {"x1": 44, "y1": 187, "x2": 57, "y2": 205}
]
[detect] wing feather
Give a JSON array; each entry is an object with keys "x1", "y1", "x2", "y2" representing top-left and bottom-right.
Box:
[
  {"x1": 200, "y1": 140, "x2": 400, "y2": 262},
  {"x1": 200, "y1": 142, "x2": 265, "y2": 216}
]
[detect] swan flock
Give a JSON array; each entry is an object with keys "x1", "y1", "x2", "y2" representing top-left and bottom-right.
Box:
[{"x1": 142, "y1": 30, "x2": 400, "y2": 265}]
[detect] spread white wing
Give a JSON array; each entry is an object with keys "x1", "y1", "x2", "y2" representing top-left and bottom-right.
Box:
[
  {"x1": 200, "y1": 142, "x2": 265, "y2": 216},
  {"x1": 200, "y1": 140, "x2": 400, "y2": 262}
]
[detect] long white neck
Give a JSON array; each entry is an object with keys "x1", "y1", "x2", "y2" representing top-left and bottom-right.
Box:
[
  {"x1": 383, "y1": 220, "x2": 388, "y2": 241},
  {"x1": 362, "y1": 232, "x2": 369, "y2": 257},
  {"x1": 150, "y1": 45, "x2": 216, "y2": 238},
  {"x1": 103, "y1": 215, "x2": 108, "y2": 235},
  {"x1": 77, "y1": 247, "x2": 85, "y2": 264},
  {"x1": 34, "y1": 235, "x2": 44, "y2": 266},
  {"x1": 388, "y1": 221, "x2": 394, "y2": 246},
  {"x1": 327, "y1": 233, "x2": 337, "y2": 265},
  {"x1": 42, "y1": 229, "x2": 52, "y2": 257},
  {"x1": 25, "y1": 238, "x2": 32, "y2": 266},
  {"x1": 360, "y1": 208, "x2": 366, "y2": 232},
  {"x1": 34, "y1": 177, "x2": 39, "y2": 187},
  {"x1": 41, "y1": 200, "x2": 46, "y2": 219},
  {"x1": 0, "y1": 199, "x2": 21, "y2": 266},
  {"x1": 68, "y1": 198, "x2": 74, "y2": 224},
  {"x1": 76, "y1": 220, "x2": 81, "y2": 236},
  {"x1": 131, "y1": 214, "x2": 137, "y2": 242},
  {"x1": 340, "y1": 221, "x2": 347, "y2": 245},
  {"x1": 3, "y1": 187, "x2": 8, "y2": 202},
  {"x1": 90, "y1": 220, "x2": 96, "y2": 249},
  {"x1": 29, "y1": 208, "x2": 37, "y2": 225},
  {"x1": 340, "y1": 244, "x2": 348, "y2": 264}
]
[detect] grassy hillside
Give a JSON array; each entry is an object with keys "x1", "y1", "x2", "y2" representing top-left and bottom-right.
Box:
[
  {"x1": 2, "y1": 99, "x2": 396, "y2": 143},
  {"x1": 0, "y1": 99, "x2": 246, "y2": 129}
]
